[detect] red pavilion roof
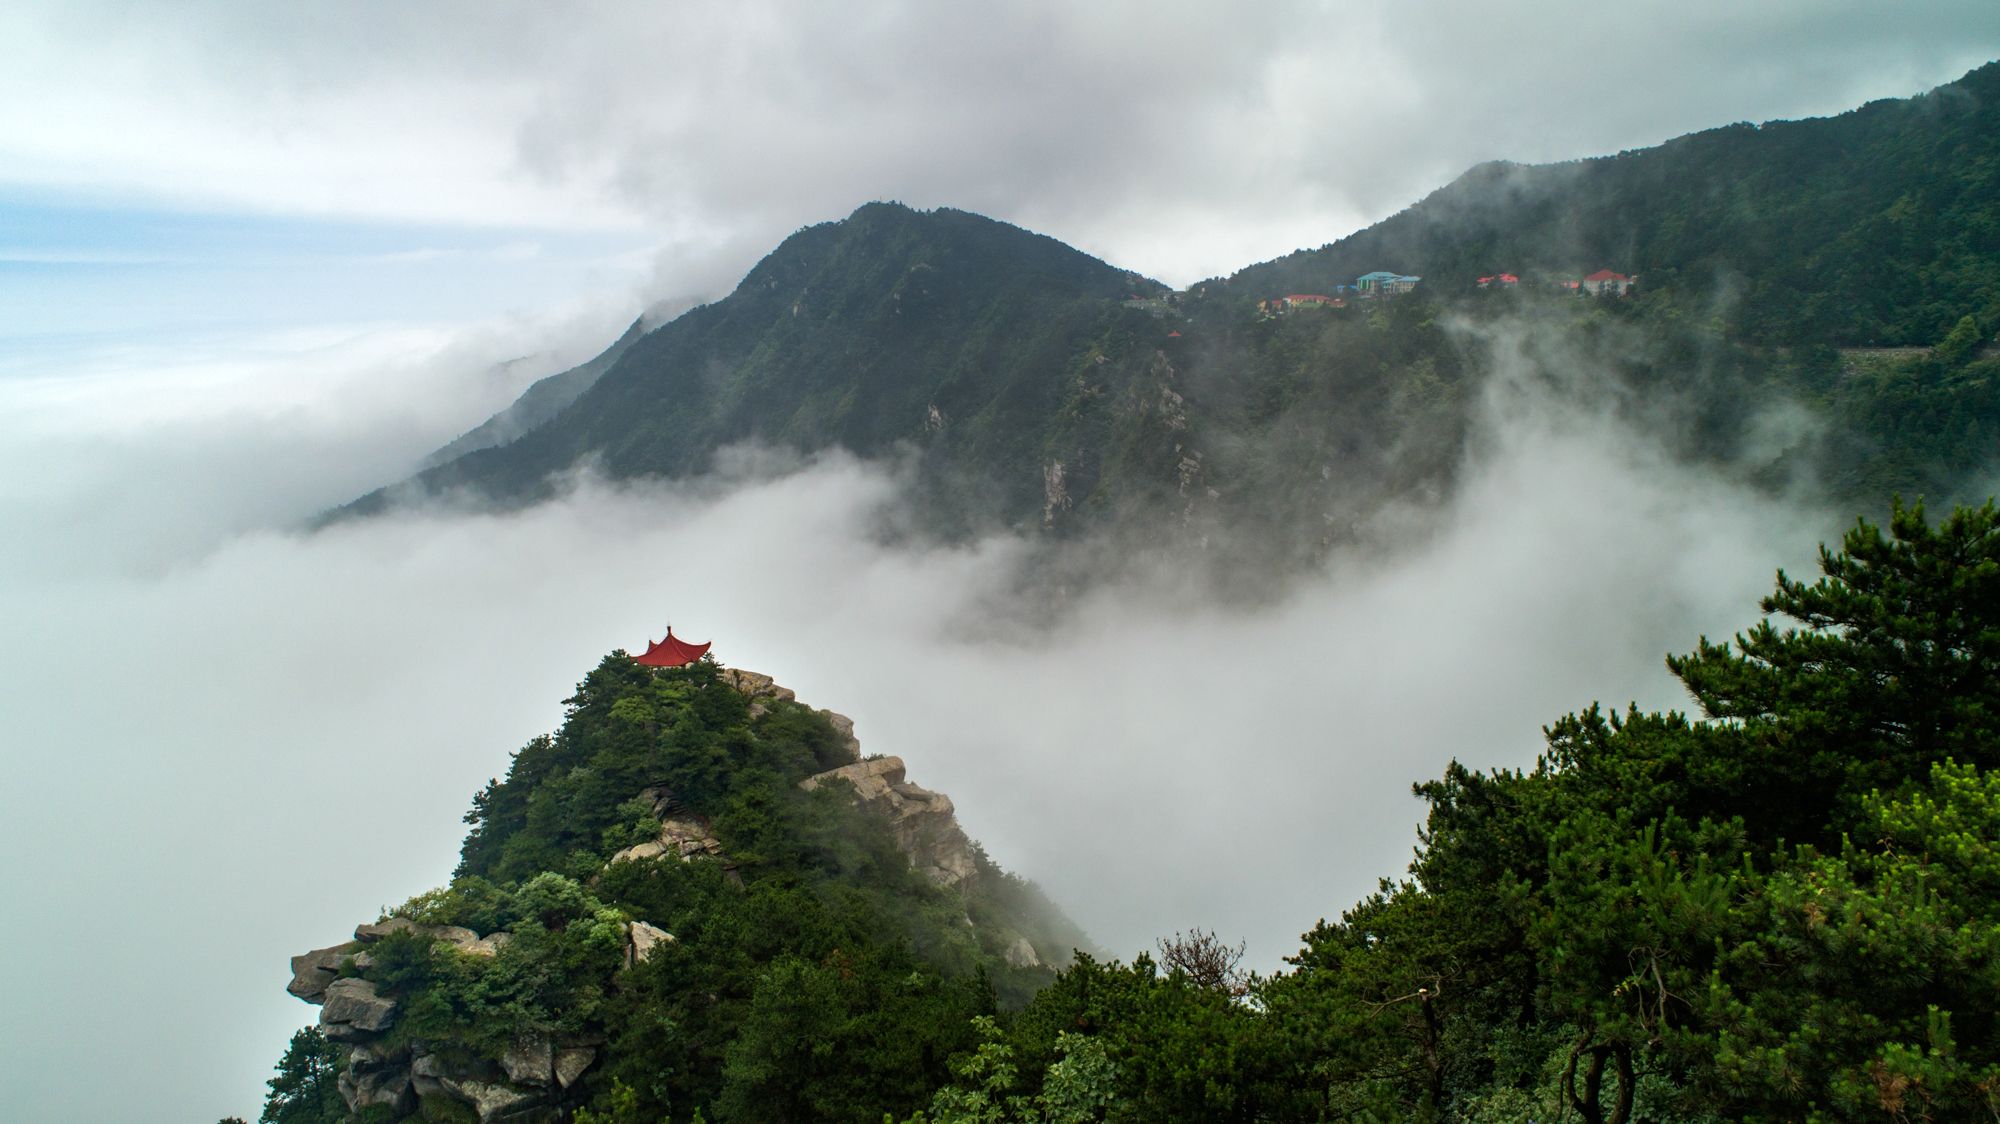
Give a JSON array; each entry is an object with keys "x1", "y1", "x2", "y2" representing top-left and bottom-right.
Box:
[{"x1": 634, "y1": 627, "x2": 712, "y2": 667}]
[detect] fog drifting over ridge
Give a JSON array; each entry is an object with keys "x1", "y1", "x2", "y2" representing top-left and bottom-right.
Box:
[{"x1": 0, "y1": 310, "x2": 1833, "y2": 1123}]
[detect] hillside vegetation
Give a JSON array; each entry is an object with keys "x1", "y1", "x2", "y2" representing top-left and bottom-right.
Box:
[
  {"x1": 262, "y1": 659, "x2": 1087, "y2": 1124},
  {"x1": 264, "y1": 502, "x2": 2000, "y2": 1123}
]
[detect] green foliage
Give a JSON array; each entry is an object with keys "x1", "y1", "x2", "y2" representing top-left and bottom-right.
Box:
[
  {"x1": 904, "y1": 500, "x2": 2000, "y2": 1124},
  {"x1": 282, "y1": 492, "x2": 2000, "y2": 1121},
  {"x1": 258, "y1": 1027, "x2": 343, "y2": 1124},
  {"x1": 274, "y1": 652, "x2": 1078, "y2": 1124}
]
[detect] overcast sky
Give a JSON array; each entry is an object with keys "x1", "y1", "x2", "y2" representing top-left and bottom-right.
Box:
[
  {"x1": 4, "y1": 5, "x2": 1998, "y2": 1123},
  {"x1": 4, "y1": 1, "x2": 1998, "y2": 325}
]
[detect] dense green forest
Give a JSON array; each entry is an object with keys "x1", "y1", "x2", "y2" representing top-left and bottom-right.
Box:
[
  {"x1": 264, "y1": 500, "x2": 2000, "y2": 1123},
  {"x1": 337, "y1": 61, "x2": 2000, "y2": 589},
  {"x1": 263, "y1": 659, "x2": 1087, "y2": 1124}
]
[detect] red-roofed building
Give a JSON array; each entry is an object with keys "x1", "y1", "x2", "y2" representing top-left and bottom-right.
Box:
[
  {"x1": 1476, "y1": 274, "x2": 1519, "y2": 289},
  {"x1": 1581, "y1": 270, "x2": 1635, "y2": 296},
  {"x1": 634, "y1": 627, "x2": 712, "y2": 667}
]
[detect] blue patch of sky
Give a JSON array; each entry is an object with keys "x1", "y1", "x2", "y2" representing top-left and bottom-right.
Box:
[{"x1": 0, "y1": 187, "x2": 658, "y2": 377}]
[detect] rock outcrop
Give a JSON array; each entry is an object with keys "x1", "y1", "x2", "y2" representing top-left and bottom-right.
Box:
[
  {"x1": 1002, "y1": 936, "x2": 1042, "y2": 969},
  {"x1": 286, "y1": 914, "x2": 645, "y2": 1121},
  {"x1": 627, "y1": 920, "x2": 673, "y2": 967},
  {"x1": 280, "y1": 663, "x2": 1056, "y2": 1122},
  {"x1": 606, "y1": 784, "x2": 734, "y2": 883},
  {"x1": 287, "y1": 942, "x2": 360, "y2": 1003},
  {"x1": 321, "y1": 978, "x2": 397, "y2": 1038},
  {"x1": 723, "y1": 668, "x2": 862, "y2": 760},
  {"x1": 800, "y1": 757, "x2": 978, "y2": 886}
]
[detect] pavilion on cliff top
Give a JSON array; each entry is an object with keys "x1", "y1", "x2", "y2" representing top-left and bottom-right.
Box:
[{"x1": 634, "y1": 626, "x2": 712, "y2": 667}]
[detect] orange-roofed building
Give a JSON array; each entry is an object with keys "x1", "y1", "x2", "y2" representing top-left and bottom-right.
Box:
[{"x1": 1581, "y1": 270, "x2": 1635, "y2": 295}]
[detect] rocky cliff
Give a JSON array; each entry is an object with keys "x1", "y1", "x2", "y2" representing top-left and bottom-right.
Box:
[
  {"x1": 289, "y1": 919, "x2": 614, "y2": 1121},
  {"x1": 281, "y1": 662, "x2": 1068, "y2": 1123},
  {"x1": 798, "y1": 756, "x2": 978, "y2": 889}
]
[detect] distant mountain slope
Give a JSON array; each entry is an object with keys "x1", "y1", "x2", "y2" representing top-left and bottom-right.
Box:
[
  {"x1": 328, "y1": 64, "x2": 2000, "y2": 577},
  {"x1": 1224, "y1": 61, "x2": 2000, "y2": 349},
  {"x1": 329, "y1": 203, "x2": 1166, "y2": 530},
  {"x1": 418, "y1": 317, "x2": 649, "y2": 470}
]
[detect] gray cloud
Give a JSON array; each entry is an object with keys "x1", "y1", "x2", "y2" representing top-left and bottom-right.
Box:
[{"x1": 6, "y1": 2, "x2": 1995, "y2": 286}]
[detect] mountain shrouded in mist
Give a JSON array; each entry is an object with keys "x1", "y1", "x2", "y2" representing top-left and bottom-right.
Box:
[
  {"x1": 338, "y1": 60, "x2": 2000, "y2": 582},
  {"x1": 244, "y1": 56, "x2": 2000, "y2": 1124}
]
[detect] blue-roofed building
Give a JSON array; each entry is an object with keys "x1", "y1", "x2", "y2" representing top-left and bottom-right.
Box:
[{"x1": 1356, "y1": 271, "x2": 1421, "y2": 294}]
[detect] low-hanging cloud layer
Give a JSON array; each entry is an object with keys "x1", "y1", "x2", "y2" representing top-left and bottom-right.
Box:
[
  {"x1": 4, "y1": 2, "x2": 1996, "y2": 288},
  {"x1": 4, "y1": 6, "x2": 1981, "y2": 1121},
  {"x1": 0, "y1": 310, "x2": 1832, "y2": 1123}
]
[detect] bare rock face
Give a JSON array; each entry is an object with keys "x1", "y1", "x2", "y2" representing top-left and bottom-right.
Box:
[
  {"x1": 440, "y1": 1076, "x2": 541, "y2": 1124},
  {"x1": 354, "y1": 918, "x2": 422, "y2": 942},
  {"x1": 719, "y1": 668, "x2": 795, "y2": 702},
  {"x1": 337, "y1": 1066, "x2": 415, "y2": 1116},
  {"x1": 410, "y1": 1052, "x2": 448, "y2": 1097},
  {"x1": 822, "y1": 711, "x2": 862, "y2": 761},
  {"x1": 555, "y1": 1047, "x2": 596, "y2": 1089},
  {"x1": 502, "y1": 1035, "x2": 554, "y2": 1087},
  {"x1": 321, "y1": 978, "x2": 397, "y2": 1034},
  {"x1": 609, "y1": 813, "x2": 725, "y2": 865},
  {"x1": 627, "y1": 920, "x2": 674, "y2": 967},
  {"x1": 724, "y1": 669, "x2": 865, "y2": 760},
  {"x1": 462, "y1": 932, "x2": 512, "y2": 957},
  {"x1": 800, "y1": 757, "x2": 978, "y2": 886},
  {"x1": 287, "y1": 942, "x2": 360, "y2": 1003},
  {"x1": 1002, "y1": 936, "x2": 1042, "y2": 969}
]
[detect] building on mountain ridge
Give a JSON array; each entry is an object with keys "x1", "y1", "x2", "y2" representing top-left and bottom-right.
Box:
[
  {"x1": 634, "y1": 627, "x2": 711, "y2": 667},
  {"x1": 1581, "y1": 269, "x2": 1635, "y2": 295},
  {"x1": 1356, "y1": 271, "x2": 1420, "y2": 295}
]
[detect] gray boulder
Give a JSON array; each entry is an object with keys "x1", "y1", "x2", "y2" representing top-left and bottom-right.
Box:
[
  {"x1": 440, "y1": 1077, "x2": 543, "y2": 1124},
  {"x1": 337, "y1": 1067, "x2": 415, "y2": 1115},
  {"x1": 429, "y1": 925, "x2": 480, "y2": 948},
  {"x1": 627, "y1": 920, "x2": 674, "y2": 967},
  {"x1": 410, "y1": 1052, "x2": 449, "y2": 1097},
  {"x1": 800, "y1": 757, "x2": 979, "y2": 886},
  {"x1": 287, "y1": 942, "x2": 361, "y2": 1004},
  {"x1": 354, "y1": 917, "x2": 422, "y2": 942},
  {"x1": 320, "y1": 978, "x2": 396, "y2": 1033},
  {"x1": 822, "y1": 711, "x2": 862, "y2": 760},
  {"x1": 555, "y1": 1048, "x2": 596, "y2": 1089},
  {"x1": 501, "y1": 1035, "x2": 553, "y2": 1087},
  {"x1": 1002, "y1": 937, "x2": 1042, "y2": 969},
  {"x1": 462, "y1": 932, "x2": 512, "y2": 957},
  {"x1": 347, "y1": 1040, "x2": 409, "y2": 1069}
]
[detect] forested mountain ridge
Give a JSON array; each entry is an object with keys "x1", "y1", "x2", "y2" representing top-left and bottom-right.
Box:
[
  {"x1": 341, "y1": 203, "x2": 1170, "y2": 537},
  {"x1": 267, "y1": 659, "x2": 1090, "y2": 1124},
  {"x1": 1223, "y1": 59, "x2": 2000, "y2": 350},
  {"x1": 335, "y1": 61, "x2": 2000, "y2": 583}
]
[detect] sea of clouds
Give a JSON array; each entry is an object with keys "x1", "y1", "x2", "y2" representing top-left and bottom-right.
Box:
[{"x1": 0, "y1": 306, "x2": 1836, "y2": 1122}]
